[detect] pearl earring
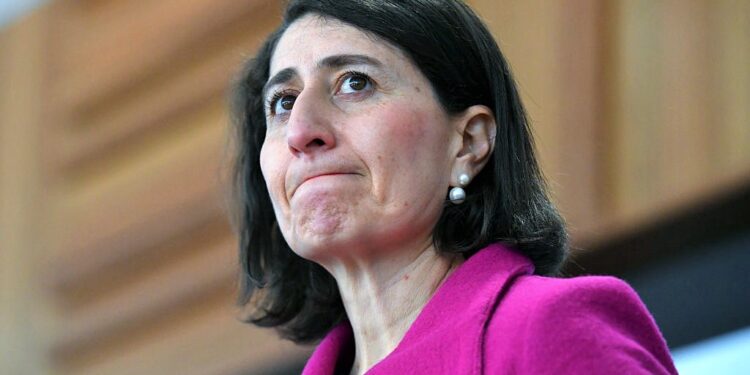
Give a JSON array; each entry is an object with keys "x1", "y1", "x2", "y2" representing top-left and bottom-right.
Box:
[{"x1": 449, "y1": 173, "x2": 470, "y2": 204}]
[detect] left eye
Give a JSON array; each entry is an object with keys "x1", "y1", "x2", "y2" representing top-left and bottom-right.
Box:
[{"x1": 339, "y1": 73, "x2": 372, "y2": 94}]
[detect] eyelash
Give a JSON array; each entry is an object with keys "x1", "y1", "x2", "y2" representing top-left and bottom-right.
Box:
[
  {"x1": 265, "y1": 88, "x2": 298, "y2": 115},
  {"x1": 265, "y1": 70, "x2": 374, "y2": 116},
  {"x1": 340, "y1": 70, "x2": 371, "y2": 89}
]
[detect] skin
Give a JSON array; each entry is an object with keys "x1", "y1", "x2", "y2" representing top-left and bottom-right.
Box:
[{"x1": 260, "y1": 14, "x2": 496, "y2": 375}]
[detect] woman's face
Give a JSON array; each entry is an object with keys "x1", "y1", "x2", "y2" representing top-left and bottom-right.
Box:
[{"x1": 260, "y1": 15, "x2": 463, "y2": 263}]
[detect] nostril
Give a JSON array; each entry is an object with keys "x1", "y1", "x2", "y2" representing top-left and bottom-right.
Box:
[{"x1": 287, "y1": 121, "x2": 334, "y2": 155}]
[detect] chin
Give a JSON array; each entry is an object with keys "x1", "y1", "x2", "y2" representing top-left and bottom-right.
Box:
[
  {"x1": 283, "y1": 195, "x2": 358, "y2": 258},
  {"x1": 287, "y1": 234, "x2": 354, "y2": 264},
  {"x1": 288, "y1": 219, "x2": 395, "y2": 265}
]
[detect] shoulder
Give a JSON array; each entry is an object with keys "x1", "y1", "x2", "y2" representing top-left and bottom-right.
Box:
[
  {"x1": 512, "y1": 274, "x2": 649, "y2": 319},
  {"x1": 483, "y1": 274, "x2": 678, "y2": 374}
]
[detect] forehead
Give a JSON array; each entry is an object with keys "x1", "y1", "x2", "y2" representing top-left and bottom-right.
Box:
[{"x1": 269, "y1": 14, "x2": 409, "y2": 76}]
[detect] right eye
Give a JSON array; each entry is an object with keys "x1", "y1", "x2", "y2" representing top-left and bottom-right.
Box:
[{"x1": 267, "y1": 91, "x2": 297, "y2": 117}]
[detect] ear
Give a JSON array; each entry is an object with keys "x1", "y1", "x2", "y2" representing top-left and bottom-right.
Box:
[{"x1": 450, "y1": 105, "x2": 496, "y2": 186}]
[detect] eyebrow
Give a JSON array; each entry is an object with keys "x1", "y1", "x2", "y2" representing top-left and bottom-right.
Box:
[
  {"x1": 262, "y1": 54, "x2": 384, "y2": 98},
  {"x1": 319, "y1": 54, "x2": 383, "y2": 70}
]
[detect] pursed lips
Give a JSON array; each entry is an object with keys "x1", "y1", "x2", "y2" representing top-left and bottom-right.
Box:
[{"x1": 288, "y1": 169, "x2": 360, "y2": 199}]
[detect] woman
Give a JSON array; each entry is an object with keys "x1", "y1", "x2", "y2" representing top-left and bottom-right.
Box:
[{"x1": 230, "y1": 0, "x2": 678, "y2": 374}]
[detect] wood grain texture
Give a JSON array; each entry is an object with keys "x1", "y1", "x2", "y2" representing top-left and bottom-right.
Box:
[
  {"x1": 50, "y1": 99, "x2": 226, "y2": 276},
  {"x1": 469, "y1": 0, "x2": 564, "y2": 179},
  {"x1": 469, "y1": 0, "x2": 607, "y2": 246},
  {"x1": 715, "y1": 0, "x2": 750, "y2": 179},
  {"x1": 55, "y1": 0, "x2": 278, "y2": 114},
  {"x1": 50, "y1": 0, "x2": 282, "y2": 174},
  {"x1": 551, "y1": 0, "x2": 605, "y2": 244},
  {"x1": 39, "y1": 1, "x2": 293, "y2": 374},
  {"x1": 0, "y1": 8, "x2": 54, "y2": 375},
  {"x1": 609, "y1": 0, "x2": 668, "y2": 226},
  {"x1": 605, "y1": 0, "x2": 750, "y2": 236}
]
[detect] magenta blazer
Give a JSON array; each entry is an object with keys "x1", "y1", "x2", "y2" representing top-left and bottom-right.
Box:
[{"x1": 302, "y1": 243, "x2": 678, "y2": 374}]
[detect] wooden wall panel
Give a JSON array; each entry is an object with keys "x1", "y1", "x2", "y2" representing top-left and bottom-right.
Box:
[
  {"x1": 470, "y1": 0, "x2": 564, "y2": 182},
  {"x1": 53, "y1": 0, "x2": 275, "y2": 114},
  {"x1": 609, "y1": 0, "x2": 750, "y2": 233},
  {"x1": 471, "y1": 0, "x2": 750, "y2": 246},
  {"x1": 469, "y1": 0, "x2": 607, "y2": 244},
  {"x1": 52, "y1": 99, "x2": 226, "y2": 273},
  {"x1": 35, "y1": 0, "x2": 310, "y2": 374},
  {"x1": 608, "y1": 0, "x2": 667, "y2": 229},
  {"x1": 67, "y1": 302, "x2": 302, "y2": 375},
  {"x1": 714, "y1": 0, "x2": 750, "y2": 179},
  {"x1": 0, "y1": 8, "x2": 54, "y2": 375},
  {"x1": 50, "y1": 0, "x2": 282, "y2": 174},
  {"x1": 554, "y1": 0, "x2": 605, "y2": 241}
]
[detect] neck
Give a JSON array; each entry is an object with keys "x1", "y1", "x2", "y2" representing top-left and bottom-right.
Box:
[{"x1": 324, "y1": 243, "x2": 463, "y2": 375}]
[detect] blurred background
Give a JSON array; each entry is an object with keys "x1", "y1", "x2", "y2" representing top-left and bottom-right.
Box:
[{"x1": 0, "y1": 0, "x2": 748, "y2": 374}]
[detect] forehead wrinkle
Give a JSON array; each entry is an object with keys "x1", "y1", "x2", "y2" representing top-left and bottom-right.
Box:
[{"x1": 267, "y1": 15, "x2": 415, "y2": 98}]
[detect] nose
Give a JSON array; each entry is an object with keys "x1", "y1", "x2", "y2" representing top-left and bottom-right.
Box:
[{"x1": 286, "y1": 91, "x2": 335, "y2": 157}]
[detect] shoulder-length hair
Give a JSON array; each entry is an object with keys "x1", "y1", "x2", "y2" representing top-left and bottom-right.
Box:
[{"x1": 230, "y1": 0, "x2": 568, "y2": 343}]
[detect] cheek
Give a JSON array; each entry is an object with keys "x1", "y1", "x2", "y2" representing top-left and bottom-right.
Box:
[
  {"x1": 381, "y1": 103, "x2": 450, "y2": 170},
  {"x1": 259, "y1": 140, "x2": 287, "y2": 203},
  {"x1": 363, "y1": 101, "x2": 452, "y2": 204},
  {"x1": 258, "y1": 143, "x2": 272, "y2": 184},
  {"x1": 371, "y1": 104, "x2": 433, "y2": 159}
]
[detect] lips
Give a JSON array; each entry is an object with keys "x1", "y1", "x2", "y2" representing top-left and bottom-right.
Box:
[{"x1": 287, "y1": 164, "x2": 361, "y2": 199}]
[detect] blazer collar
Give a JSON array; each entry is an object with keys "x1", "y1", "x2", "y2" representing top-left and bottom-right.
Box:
[{"x1": 302, "y1": 243, "x2": 534, "y2": 375}]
